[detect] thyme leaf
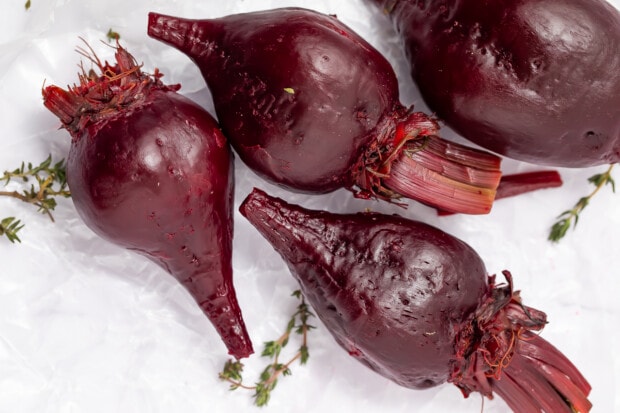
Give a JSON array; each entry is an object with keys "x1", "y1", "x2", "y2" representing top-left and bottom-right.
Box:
[{"x1": 0, "y1": 217, "x2": 24, "y2": 243}]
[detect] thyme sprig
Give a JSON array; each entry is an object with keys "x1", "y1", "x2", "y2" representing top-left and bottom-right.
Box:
[
  {"x1": 1, "y1": 154, "x2": 70, "y2": 243},
  {"x1": 549, "y1": 163, "x2": 616, "y2": 242},
  {"x1": 219, "y1": 290, "x2": 315, "y2": 407}
]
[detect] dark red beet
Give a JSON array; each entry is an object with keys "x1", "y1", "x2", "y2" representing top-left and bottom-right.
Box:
[
  {"x1": 240, "y1": 188, "x2": 592, "y2": 412},
  {"x1": 147, "y1": 7, "x2": 504, "y2": 215},
  {"x1": 42, "y1": 43, "x2": 253, "y2": 359},
  {"x1": 369, "y1": 0, "x2": 620, "y2": 167}
]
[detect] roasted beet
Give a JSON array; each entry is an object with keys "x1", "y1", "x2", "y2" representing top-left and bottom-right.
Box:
[
  {"x1": 42, "y1": 43, "x2": 253, "y2": 359},
  {"x1": 147, "y1": 7, "x2": 505, "y2": 215},
  {"x1": 369, "y1": 0, "x2": 620, "y2": 167},
  {"x1": 240, "y1": 188, "x2": 592, "y2": 412}
]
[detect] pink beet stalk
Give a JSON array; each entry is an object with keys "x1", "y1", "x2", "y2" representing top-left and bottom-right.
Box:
[{"x1": 437, "y1": 170, "x2": 564, "y2": 215}]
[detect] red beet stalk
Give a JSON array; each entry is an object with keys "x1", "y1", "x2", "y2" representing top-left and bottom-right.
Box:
[
  {"x1": 240, "y1": 188, "x2": 592, "y2": 412},
  {"x1": 147, "y1": 8, "x2": 503, "y2": 214},
  {"x1": 495, "y1": 170, "x2": 563, "y2": 199},
  {"x1": 437, "y1": 170, "x2": 563, "y2": 215},
  {"x1": 42, "y1": 42, "x2": 253, "y2": 359}
]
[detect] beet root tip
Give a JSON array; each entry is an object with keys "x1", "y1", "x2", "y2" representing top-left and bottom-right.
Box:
[{"x1": 147, "y1": 12, "x2": 196, "y2": 54}]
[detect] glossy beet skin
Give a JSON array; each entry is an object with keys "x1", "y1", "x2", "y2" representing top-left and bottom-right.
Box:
[
  {"x1": 147, "y1": 8, "x2": 505, "y2": 215},
  {"x1": 42, "y1": 45, "x2": 253, "y2": 359},
  {"x1": 371, "y1": 0, "x2": 620, "y2": 167},
  {"x1": 240, "y1": 188, "x2": 592, "y2": 412},
  {"x1": 152, "y1": 8, "x2": 397, "y2": 193}
]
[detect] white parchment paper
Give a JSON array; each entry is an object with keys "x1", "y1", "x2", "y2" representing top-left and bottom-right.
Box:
[{"x1": 1, "y1": 1, "x2": 619, "y2": 412}]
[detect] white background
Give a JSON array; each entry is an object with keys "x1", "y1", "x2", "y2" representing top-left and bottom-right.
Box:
[{"x1": 1, "y1": 1, "x2": 618, "y2": 412}]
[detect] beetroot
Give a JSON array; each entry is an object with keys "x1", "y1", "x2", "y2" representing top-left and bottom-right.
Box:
[
  {"x1": 240, "y1": 188, "x2": 592, "y2": 412},
  {"x1": 42, "y1": 43, "x2": 253, "y2": 359},
  {"x1": 147, "y1": 7, "x2": 505, "y2": 215},
  {"x1": 369, "y1": 0, "x2": 620, "y2": 167}
]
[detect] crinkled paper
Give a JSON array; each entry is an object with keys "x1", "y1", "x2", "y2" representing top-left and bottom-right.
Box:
[{"x1": 1, "y1": 1, "x2": 619, "y2": 412}]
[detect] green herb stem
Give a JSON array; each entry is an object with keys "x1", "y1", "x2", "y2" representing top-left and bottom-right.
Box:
[{"x1": 549, "y1": 163, "x2": 616, "y2": 242}]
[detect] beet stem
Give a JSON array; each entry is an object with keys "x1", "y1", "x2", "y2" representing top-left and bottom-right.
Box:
[
  {"x1": 519, "y1": 334, "x2": 591, "y2": 396},
  {"x1": 524, "y1": 354, "x2": 592, "y2": 413},
  {"x1": 437, "y1": 170, "x2": 563, "y2": 216},
  {"x1": 505, "y1": 353, "x2": 573, "y2": 413},
  {"x1": 495, "y1": 170, "x2": 563, "y2": 199},
  {"x1": 42, "y1": 85, "x2": 83, "y2": 126},
  {"x1": 491, "y1": 369, "x2": 545, "y2": 413},
  {"x1": 360, "y1": 111, "x2": 503, "y2": 214},
  {"x1": 450, "y1": 272, "x2": 592, "y2": 412},
  {"x1": 385, "y1": 158, "x2": 497, "y2": 214}
]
